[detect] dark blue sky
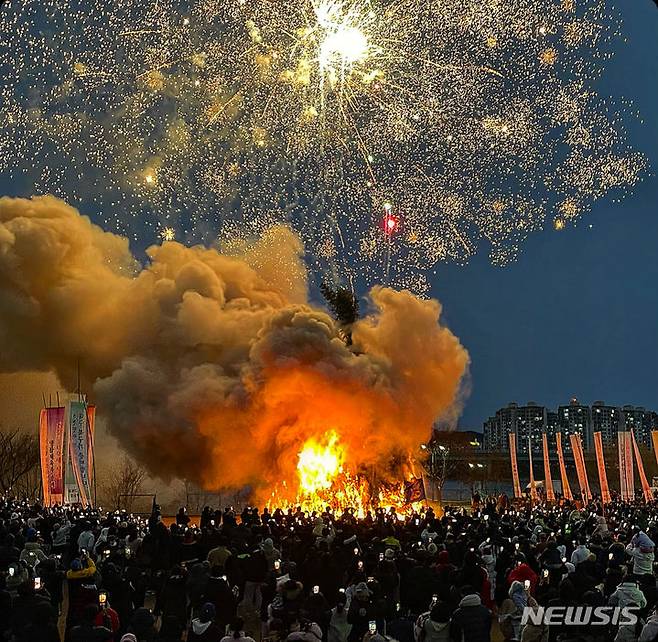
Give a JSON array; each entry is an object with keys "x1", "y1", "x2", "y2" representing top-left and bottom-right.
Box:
[{"x1": 434, "y1": 2, "x2": 658, "y2": 429}]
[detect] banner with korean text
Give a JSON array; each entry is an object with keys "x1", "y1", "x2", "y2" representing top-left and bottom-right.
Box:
[{"x1": 39, "y1": 407, "x2": 66, "y2": 506}]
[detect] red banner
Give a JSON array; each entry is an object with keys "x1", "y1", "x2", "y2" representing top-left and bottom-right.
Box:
[
  {"x1": 528, "y1": 437, "x2": 538, "y2": 503},
  {"x1": 593, "y1": 432, "x2": 611, "y2": 504},
  {"x1": 555, "y1": 432, "x2": 573, "y2": 500},
  {"x1": 542, "y1": 433, "x2": 555, "y2": 502},
  {"x1": 569, "y1": 433, "x2": 591, "y2": 501},
  {"x1": 509, "y1": 433, "x2": 522, "y2": 499},
  {"x1": 631, "y1": 430, "x2": 652, "y2": 503},
  {"x1": 652, "y1": 430, "x2": 658, "y2": 468},
  {"x1": 39, "y1": 407, "x2": 66, "y2": 507},
  {"x1": 618, "y1": 431, "x2": 634, "y2": 501}
]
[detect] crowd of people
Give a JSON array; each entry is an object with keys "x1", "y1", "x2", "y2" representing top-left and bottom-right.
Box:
[{"x1": 3, "y1": 494, "x2": 658, "y2": 642}]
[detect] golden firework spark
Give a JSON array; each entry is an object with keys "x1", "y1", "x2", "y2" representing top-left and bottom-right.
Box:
[{"x1": 0, "y1": 0, "x2": 646, "y2": 292}]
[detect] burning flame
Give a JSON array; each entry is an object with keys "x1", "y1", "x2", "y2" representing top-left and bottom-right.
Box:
[
  {"x1": 268, "y1": 429, "x2": 415, "y2": 517},
  {"x1": 297, "y1": 430, "x2": 345, "y2": 494}
]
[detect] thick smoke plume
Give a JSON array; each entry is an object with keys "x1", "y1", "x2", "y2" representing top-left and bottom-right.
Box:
[{"x1": 0, "y1": 196, "x2": 469, "y2": 497}]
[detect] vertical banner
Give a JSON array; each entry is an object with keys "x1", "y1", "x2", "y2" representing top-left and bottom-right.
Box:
[
  {"x1": 87, "y1": 405, "x2": 96, "y2": 498},
  {"x1": 528, "y1": 436, "x2": 538, "y2": 503},
  {"x1": 555, "y1": 431, "x2": 573, "y2": 501},
  {"x1": 631, "y1": 430, "x2": 652, "y2": 503},
  {"x1": 652, "y1": 430, "x2": 658, "y2": 468},
  {"x1": 593, "y1": 432, "x2": 611, "y2": 504},
  {"x1": 69, "y1": 400, "x2": 93, "y2": 507},
  {"x1": 618, "y1": 431, "x2": 634, "y2": 501},
  {"x1": 509, "y1": 433, "x2": 522, "y2": 499},
  {"x1": 39, "y1": 407, "x2": 66, "y2": 507},
  {"x1": 569, "y1": 433, "x2": 592, "y2": 501},
  {"x1": 542, "y1": 433, "x2": 555, "y2": 502}
]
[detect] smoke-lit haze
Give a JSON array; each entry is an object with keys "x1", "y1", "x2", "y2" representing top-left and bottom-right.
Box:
[{"x1": 0, "y1": 196, "x2": 469, "y2": 497}]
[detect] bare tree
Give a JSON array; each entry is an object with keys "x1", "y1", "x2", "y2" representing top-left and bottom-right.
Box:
[
  {"x1": 101, "y1": 458, "x2": 147, "y2": 512},
  {"x1": 0, "y1": 427, "x2": 41, "y2": 495}
]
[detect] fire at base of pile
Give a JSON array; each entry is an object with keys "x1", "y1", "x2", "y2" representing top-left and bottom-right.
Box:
[{"x1": 264, "y1": 430, "x2": 420, "y2": 517}]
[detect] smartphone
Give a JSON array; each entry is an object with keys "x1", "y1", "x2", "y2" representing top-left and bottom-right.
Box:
[
  {"x1": 368, "y1": 621, "x2": 376, "y2": 634},
  {"x1": 354, "y1": 547, "x2": 359, "y2": 556},
  {"x1": 524, "y1": 580, "x2": 531, "y2": 590},
  {"x1": 396, "y1": 602, "x2": 401, "y2": 612},
  {"x1": 211, "y1": 520, "x2": 215, "y2": 526},
  {"x1": 34, "y1": 577, "x2": 41, "y2": 590},
  {"x1": 543, "y1": 569, "x2": 549, "y2": 578},
  {"x1": 339, "y1": 588, "x2": 346, "y2": 594},
  {"x1": 9, "y1": 567, "x2": 15, "y2": 577},
  {"x1": 99, "y1": 591, "x2": 107, "y2": 606},
  {"x1": 313, "y1": 585, "x2": 319, "y2": 594},
  {"x1": 274, "y1": 560, "x2": 281, "y2": 571},
  {"x1": 484, "y1": 515, "x2": 489, "y2": 521},
  {"x1": 562, "y1": 557, "x2": 567, "y2": 563},
  {"x1": 125, "y1": 548, "x2": 131, "y2": 558},
  {"x1": 358, "y1": 560, "x2": 364, "y2": 570},
  {"x1": 515, "y1": 543, "x2": 519, "y2": 550},
  {"x1": 222, "y1": 575, "x2": 228, "y2": 581},
  {"x1": 431, "y1": 594, "x2": 438, "y2": 606},
  {"x1": 379, "y1": 553, "x2": 384, "y2": 561},
  {"x1": 609, "y1": 553, "x2": 614, "y2": 560},
  {"x1": 81, "y1": 548, "x2": 87, "y2": 556}
]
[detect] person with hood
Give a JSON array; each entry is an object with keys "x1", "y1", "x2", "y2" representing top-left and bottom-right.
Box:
[
  {"x1": 414, "y1": 601, "x2": 451, "y2": 642},
  {"x1": 20, "y1": 528, "x2": 47, "y2": 569},
  {"x1": 639, "y1": 606, "x2": 658, "y2": 642},
  {"x1": 287, "y1": 620, "x2": 324, "y2": 642},
  {"x1": 328, "y1": 595, "x2": 352, "y2": 642},
  {"x1": 347, "y1": 582, "x2": 382, "y2": 642},
  {"x1": 627, "y1": 532, "x2": 655, "y2": 577},
  {"x1": 499, "y1": 581, "x2": 528, "y2": 641},
  {"x1": 519, "y1": 602, "x2": 548, "y2": 642},
  {"x1": 449, "y1": 587, "x2": 491, "y2": 642},
  {"x1": 77, "y1": 523, "x2": 96, "y2": 556},
  {"x1": 219, "y1": 616, "x2": 257, "y2": 642},
  {"x1": 608, "y1": 575, "x2": 647, "y2": 610},
  {"x1": 263, "y1": 538, "x2": 281, "y2": 570},
  {"x1": 188, "y1": 602, "x2": 224, "y2": 642},
  {"x1": 66, "y1": 554, "x2": 99, "y2": 632}
]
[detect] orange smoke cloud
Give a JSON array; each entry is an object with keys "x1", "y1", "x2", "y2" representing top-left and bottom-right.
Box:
[{"x1": 0, "y1": 195, "x2": 469, "y2": 497}]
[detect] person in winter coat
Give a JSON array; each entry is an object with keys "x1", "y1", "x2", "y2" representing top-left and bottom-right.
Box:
[
  {"x1": 77, "y1": 524, "x2": 96, "y2": 556},
  {"x1": 519, "y1": 602, "x2": 549, "y2": 642},
  {"x1": 499, "y1": 581, "x2": 528, "y2": 641},
  {"x1": 328, "y1": 597, "x2": 352, "y2": 642},
  {"x1": 11, "y1": 599, "x2": 60, "y2": 642},
  {"x1": 609, "y1": 577, "x2": 647, "y2": 610},
  {"x1": 69, "y1": 604, "x2": 113, "y2": 642},
  {"x1": 449, "y1": 588, "x2": 491, "y2": 642},
  {"x1": 220, "y1": 616, "x2": 257, "y2": 642},
  {"x1": 20, "y1": 530, "x2": 47, "y2": 569},
  {"x1": 347, "y1": 582, "x2": 383, "y2": 642},
  {"x1": 414, "y1": 601, "x2": 451, "y2": 642},
  {"x1": 66, "y1": 555, "x2": 99, "y2": 631},
  {"x1": 188, "y1": 602, "x2": 225, "y2": 642},
  {"x1": 627, "y1": 532, "x2": 655, "y2": 577},
  {"x1": 639, "y1": 607, "x2": 658, "y2": 642}
]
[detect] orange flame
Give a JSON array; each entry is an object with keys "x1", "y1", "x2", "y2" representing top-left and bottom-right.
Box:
[{"x1": 268, "y1": 430, "x2": 414, "y2": 517}]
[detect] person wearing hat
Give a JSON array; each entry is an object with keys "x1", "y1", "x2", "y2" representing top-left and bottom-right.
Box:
[
  {"x1": 188, "y1": 602, "x2": 223, "y2": 641},
  {"x1": 347, "y1": 582, "x2": 381, "y2": 642},
  {"x1": 66, "y1": 552, "x2": 98, "y2": 632},
  {"x1": 449, "y1": 586, "x2": 491, "y2": 642}
]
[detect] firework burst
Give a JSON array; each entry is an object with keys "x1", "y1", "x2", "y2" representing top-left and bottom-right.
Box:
[{"x1": 0, "y1": 0, "x2": 646, "y2": 292}]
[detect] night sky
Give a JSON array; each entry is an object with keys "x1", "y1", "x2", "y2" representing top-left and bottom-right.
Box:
[
  {"x1": 435, "y1": 2, "x2": 658, "y2": 429},
  {"x1": 0, "y1": 2, "x2": 656, "y2": 437}
]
